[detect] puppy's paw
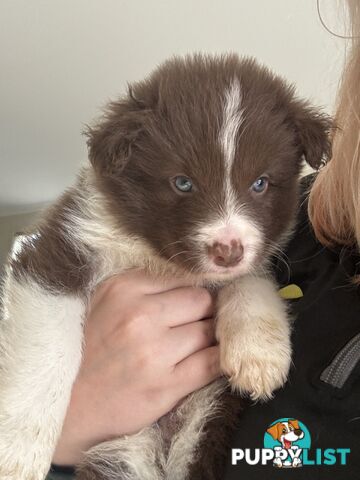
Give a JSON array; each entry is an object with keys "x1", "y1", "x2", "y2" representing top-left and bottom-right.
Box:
[
  {"x1": 216, "y1": 275, "x2": 292, "y2": 401},
  {"x1": 220, "y1": 340, "x2": 291, "y2": 401}
]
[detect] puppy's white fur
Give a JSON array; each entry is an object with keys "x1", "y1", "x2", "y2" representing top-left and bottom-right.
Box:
[
  {"x1": 0, "y1": 274, "x2": 85, "y2": 480},
  {"x1": 83, "y1": 426, "x2": 165, "y2": 480}
]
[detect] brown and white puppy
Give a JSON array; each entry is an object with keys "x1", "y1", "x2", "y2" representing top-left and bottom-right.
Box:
[{"x1": 0, "y1": 54, "x2": 331, "y2": 480}]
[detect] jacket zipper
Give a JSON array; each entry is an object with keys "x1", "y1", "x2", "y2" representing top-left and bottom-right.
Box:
[{"x1": 320, "y1": 333, "x2": 360, "y2": 388}]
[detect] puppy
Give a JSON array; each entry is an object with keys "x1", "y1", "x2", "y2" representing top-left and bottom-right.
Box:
[{"x1": 0, "y1": 54, "x2": 331, "y2": 480}]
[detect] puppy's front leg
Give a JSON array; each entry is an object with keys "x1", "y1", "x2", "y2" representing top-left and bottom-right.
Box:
[
  {"x1": 216, "y1": 275, "x2": 291, "y2": 401},
  {"x1": 0, "y1": 274, "x2": 85, "y2": 480}
]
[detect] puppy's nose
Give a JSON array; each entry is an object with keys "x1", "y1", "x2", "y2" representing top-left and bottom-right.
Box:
[
  {"x1": 294, "y1": 429, "x2": 302, "y2": 436},
  {"x1": 209, "y1": 240, "x2": 244, "y2": 267}
]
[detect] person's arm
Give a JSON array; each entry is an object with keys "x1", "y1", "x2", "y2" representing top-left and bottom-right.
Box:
[{"x1": 52, "y1": 269, "x2": 220, "y2": 467}]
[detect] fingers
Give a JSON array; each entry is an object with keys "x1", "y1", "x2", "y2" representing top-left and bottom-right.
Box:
[
  {"x1": 167, "y1": 319, "x2": 216, "y2": 364},
  {"x1": 94, "y1": 271, "x2": 215, "y2": 326},
  {"x1": 152, "y1": 287, "x2": 214, "y2": 327},
  {"x1": 90, "y1": 269, "x2": 196, "y2": 310},
  {"x1": 172, "y1": 346, "x2": 221, "y2": 399}
]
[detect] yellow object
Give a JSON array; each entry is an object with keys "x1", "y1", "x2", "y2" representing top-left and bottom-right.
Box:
[{"x1": 278, "y1": 284, "x2": 303, "y2": 299}]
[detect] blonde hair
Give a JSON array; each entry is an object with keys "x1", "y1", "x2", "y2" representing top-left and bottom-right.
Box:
[{"x1": 309, "y1": 0, "x2": 360, "y2": 248}]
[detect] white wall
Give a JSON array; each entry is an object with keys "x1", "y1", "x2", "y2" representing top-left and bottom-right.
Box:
[{"x1": 0, "y1": 0, "x2": 347, "y2": 217}]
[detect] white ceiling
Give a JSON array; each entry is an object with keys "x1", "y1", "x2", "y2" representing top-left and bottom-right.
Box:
[{"x1": 0, "y1": 0, "x2": 347, "y2": 216}]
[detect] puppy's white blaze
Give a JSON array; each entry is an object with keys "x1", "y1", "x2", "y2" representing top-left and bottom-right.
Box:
[
  {"x1": 219, "y1": 79, "x2": 245, "y2": 217},
  {"x1": 220, "y1": 78, "x2": 244, "y2": 171}
]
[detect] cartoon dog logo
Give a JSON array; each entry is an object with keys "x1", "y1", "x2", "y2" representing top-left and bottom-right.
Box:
[{"x1": 266, "y1": 419, "x2": 305, "y2": 468}]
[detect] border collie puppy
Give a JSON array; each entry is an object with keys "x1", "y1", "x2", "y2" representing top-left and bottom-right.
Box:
[{"x1": 0, "y1": 54, "x2": 331, "y2": 480}]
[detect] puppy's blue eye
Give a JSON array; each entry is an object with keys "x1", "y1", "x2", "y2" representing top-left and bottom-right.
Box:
[
  {"x1": 251, "y1": 176, "x2": 269, "y2": 194},
  {"x1": 174, "y1": 176, "x2": 193, "y2": 193}
]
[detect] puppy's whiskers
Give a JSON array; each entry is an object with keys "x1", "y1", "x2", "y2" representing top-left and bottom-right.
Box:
[
  {"x1": 264, "y1": 239, "x2": 291, "y2": 282},
  {"x1": 159, "y1": 240, "x2": 184, "y2": 255},
  {"x1": 165, "y1": 250, "x2": 190, "y2": 263}
]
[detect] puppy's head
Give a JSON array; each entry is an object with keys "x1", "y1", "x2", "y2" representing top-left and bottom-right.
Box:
[{"x1": 87, "y1": 54, "x2": 332, "y2": 280}]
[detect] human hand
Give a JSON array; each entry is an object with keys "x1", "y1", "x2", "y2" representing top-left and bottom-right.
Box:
[{"x1": 53, "y1": 270, "x2": 220, "y2": 466}]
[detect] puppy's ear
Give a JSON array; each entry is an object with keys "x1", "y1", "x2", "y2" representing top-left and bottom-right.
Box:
[
  {"x1": 266, "y1": 423, "x2": 280, "y2": 440},
  {"x1": 290, "y1": 101, "x2": 333, "y2": 170},
  {"x1": 85, "y1": 90, "x2": 146, "y2": 177}
]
